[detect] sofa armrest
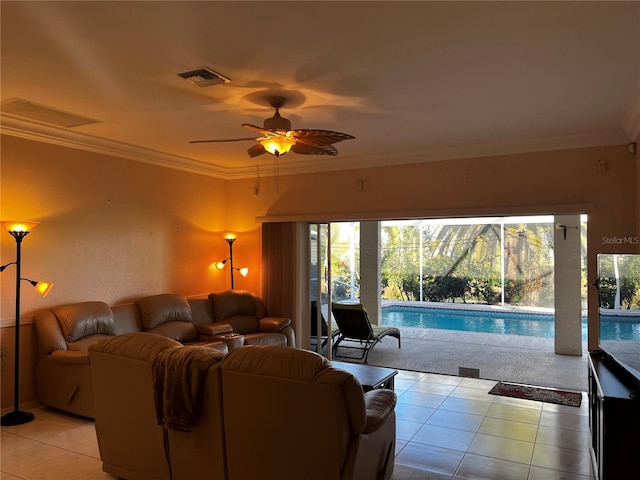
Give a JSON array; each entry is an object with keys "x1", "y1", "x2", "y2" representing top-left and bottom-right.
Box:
[
  {"x1": 35, "y1": 310, "x2": 69, "y2": 355},
  {"x1": 258, "y1": 316, "x2": 291, "y2": 333},
  {"x1": 51, "y1": 350, "x2": 91, "y2": 365},
  {"x1": 195, "y1": 323, "x2": 233, "y2": 336},
  {"x1": 363, "y1": 389, "x2": 397, "y2": 434}
]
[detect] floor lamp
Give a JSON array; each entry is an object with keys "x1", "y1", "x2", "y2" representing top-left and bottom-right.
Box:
[
  {"x1": 215, "y1": 234, "x2": 248, "y2": 289},
  {"x1": 0, "y1": 221, "x2": 53, "y2": 426}
]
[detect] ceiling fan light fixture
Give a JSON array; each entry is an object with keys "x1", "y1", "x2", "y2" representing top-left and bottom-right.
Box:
[{"x1": 260, "y1": 136, "x2": 295, "y2": 156}]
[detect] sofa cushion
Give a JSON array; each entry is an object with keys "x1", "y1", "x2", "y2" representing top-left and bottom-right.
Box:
[
  {"x1": 221, "y1": 315, "x2": 258, "y2": 335},
  {"x1": 221, "y1": 344, "x2": 329, "y2": 379},
  {"x1": 68, "y1": 334, "x2": 117, "y2": 352},
  {"x1": 136, "y1": 294, "x2": 192, "y2": 330},
  {"x1": 89, "y1": 331, "x2": 181, "y2": 361},
  {"x1": 221, "y1": 345, "x2": 367, "y2": 433},
  {"x1": 146, "y1": 322, "x2": 199, "y2": 344},
  {"x1": 243, "y1": 333, "x2": 287, "y2": 346},
  {"x1": 52, "y1": 302, "x2": 115, "y2": 344}
]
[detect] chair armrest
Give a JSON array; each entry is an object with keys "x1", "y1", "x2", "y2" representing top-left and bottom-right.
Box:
[
  {"x1": 258, "y1": 316, "x2": 291, "y2": 333},
  {"x1": 363, "y1": 389, "x2": 397, "y2": 434},
  {"x1": 195, "y1": 323, "x2": 233, "y2": 336},
  {"x1": 51, "y1": 350, "x2": 91, "y2": 365}
]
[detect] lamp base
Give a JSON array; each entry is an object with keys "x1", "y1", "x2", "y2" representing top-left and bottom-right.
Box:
[{"x1": 1, "y1": 409, "x2": 34, "y2": 426}]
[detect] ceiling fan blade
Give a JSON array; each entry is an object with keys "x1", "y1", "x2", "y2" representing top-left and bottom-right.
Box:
[
  {"x1": 190, "y1": 137, "x2": 258, "y2": 144},
  {"x1": 242, "y1": 124, "x2": 284, "y2": 137},
  {"x1": 291, "y1": 143, "x2": 338, "y2": 156},
  {"x1": 247, "y1": 143, "x2": 268, "y2": 157},
  {"x1": 290, "y1": 129, "x2": 355, "y2": 146}
]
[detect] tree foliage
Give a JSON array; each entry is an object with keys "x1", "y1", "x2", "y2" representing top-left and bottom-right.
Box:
[
  {"x1": 380, "y1": 220, "x2": 555, "y2": 307},
  {"x1": 324, "y1": 219, "x2": 598, "y2": 310},
  {"x1": 597, "y1": 255, "x2": 640, "y2": 309}
]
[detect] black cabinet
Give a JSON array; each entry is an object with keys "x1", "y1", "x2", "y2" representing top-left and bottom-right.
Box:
[{"x1": 588, "y1": 352, "x2": 640, "y2": 479}]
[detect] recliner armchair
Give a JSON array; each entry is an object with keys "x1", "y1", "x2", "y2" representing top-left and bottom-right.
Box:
[
  {"x1": 220, "y1": 345, "x2": 396, "y2": 480},
  {"x1": 209, "y1": 290, "x2": 295, "y2": 347},
  {"x1": 34, "y1": 301, "x2": 122, "y2": 418},
  {"x1": 136, "y1": 293, "x2": 229, "y2": 351},
  {"x1": 89, "y1": 332, "x2": 228, "y2": 480}
]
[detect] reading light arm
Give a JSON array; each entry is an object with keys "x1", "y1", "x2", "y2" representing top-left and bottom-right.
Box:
[
  {"x1": 216, "y1": 258, "x2": 230, "y2": 269},
  {"x1": 22, "y1": 278, "x2": 54, "y2": 297},
  {"x1": 0, "y1": 267, "x2": 51, "y2": 296},
  {"x1": 1, "y1": 261, "x2": 17, "y2": 272}
]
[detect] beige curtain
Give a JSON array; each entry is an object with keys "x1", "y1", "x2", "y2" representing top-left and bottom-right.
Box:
[{"x1": 261, "y1": 222, "x2": 310, "y2": 346}]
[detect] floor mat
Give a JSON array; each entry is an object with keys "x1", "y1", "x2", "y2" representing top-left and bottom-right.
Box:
[{"x1": 489, "y1": 381, "x2": 582, "y2": 407}]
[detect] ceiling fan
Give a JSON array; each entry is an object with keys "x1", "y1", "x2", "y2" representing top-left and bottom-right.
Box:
[{"x1": 190, "y1": 96, "x2": 355, "y2": 158}]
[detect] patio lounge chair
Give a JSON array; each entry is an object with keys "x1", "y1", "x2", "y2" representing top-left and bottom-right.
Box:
[
  {"x1": 310, "y1": 301, "x2": 340, "y2": 353},
  {"x1": 310, "y1": 301, "x2": 327, "y2": 352},
  {"x1": 331, "y1": 303, "x2": 401, "y2": 363}
]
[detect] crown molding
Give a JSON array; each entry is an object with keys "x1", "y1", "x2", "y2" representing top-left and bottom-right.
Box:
[
  {"x1": 0, "y1": 114, "x2": 230, "y2": 178},
  {"x1": 270, "y1": 129, "x2": 629, "y2": 178},
  {"x1": 1, "y1": 114, "x2": 629, "y2": 181}
]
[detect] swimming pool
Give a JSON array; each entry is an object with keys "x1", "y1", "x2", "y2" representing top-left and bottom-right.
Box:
[{"x1": 381, "y1": 305, "x2": 640, "y2": 340}]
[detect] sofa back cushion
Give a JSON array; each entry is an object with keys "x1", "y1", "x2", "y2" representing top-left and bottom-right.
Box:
[
  {"x1": 187, "y1": 296, "x2": 215, "y2": 325},
  {"x1": 209, "y1": 290, "x2": 259, "y2": 334},
  {"x1": 220, "y1": 345, "x2": 366, "y2": 479},
  {"x1": 111, "y1": 304, "x2": 144, "y2": 334},
  {"x1": 136, "y1": 294, "x2": 192, "y2": 329},
  {"x1": 136, "y1": 294, "x2": 199, "y2": 343},
  {"x1": 52, "y1": 301, "x2": 115, "y2": 344}
]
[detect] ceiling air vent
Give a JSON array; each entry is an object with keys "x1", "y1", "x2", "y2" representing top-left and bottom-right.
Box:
[{"x1": 178, "y1": 67, "x2": 231, "y2": 87}]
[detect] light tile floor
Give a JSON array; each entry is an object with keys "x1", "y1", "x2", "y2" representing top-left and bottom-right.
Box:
[
  {"x1": 392, "y1": 370, "x2": 593, "y2": 480},
  {"x1": 1, "y1": 369, "x2": 593, "y2": 480}
]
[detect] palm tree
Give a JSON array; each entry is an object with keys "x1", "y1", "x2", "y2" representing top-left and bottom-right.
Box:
[{"x1": 381, "y1": 218, "x2": 555, "y2": 306}]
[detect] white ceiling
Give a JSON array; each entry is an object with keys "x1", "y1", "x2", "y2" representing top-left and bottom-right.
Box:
[{"x1": 1, "y1": 1, "x2": 639, "y2": 179}]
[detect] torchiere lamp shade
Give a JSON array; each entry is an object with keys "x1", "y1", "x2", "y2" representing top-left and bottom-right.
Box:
[{"x1": 1, "y1": 221, "x2": 39, "y2": 234}]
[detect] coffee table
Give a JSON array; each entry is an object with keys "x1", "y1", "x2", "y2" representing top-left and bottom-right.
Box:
[{"x1": 331, "y1": 361, "x2": 398, "y2": 392}]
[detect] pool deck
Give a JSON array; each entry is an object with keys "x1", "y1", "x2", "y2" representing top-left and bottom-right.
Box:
[
  {"x1": 325, "y1": 300, "x2": 590, "y2": 391},
  {"x1": 332, "y1": 326, "x2": 589, "y2": 392}
]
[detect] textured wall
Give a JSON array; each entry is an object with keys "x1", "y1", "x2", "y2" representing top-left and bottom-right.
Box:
[{"x1": 1, "y1": 135, "x2": 637, "y2": 411}]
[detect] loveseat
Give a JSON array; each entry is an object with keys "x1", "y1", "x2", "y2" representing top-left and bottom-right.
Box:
[
  {"x1": 89, "y1": 333, "x2": 396, "y2": 480},
  {"x1": 34, "y1": 290, "x2": 294, "y2": 417}
]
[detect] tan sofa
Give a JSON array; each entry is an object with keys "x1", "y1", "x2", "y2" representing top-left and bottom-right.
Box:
[
  {"x1": 34, "y1": 291, "x2": 294, "y2": 418},
  {"x1": 89, "y1": 334, "x2": 396, "y2": 480}
]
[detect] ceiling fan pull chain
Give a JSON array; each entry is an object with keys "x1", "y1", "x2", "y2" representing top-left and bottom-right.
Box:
[{"x1": 274, "y1": 152, "x2": 279, "y2": 194}]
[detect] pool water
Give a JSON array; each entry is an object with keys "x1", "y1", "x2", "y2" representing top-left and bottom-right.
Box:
[{"x1": 381, "y1": 305, "x2": 640, "y2": 340}]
